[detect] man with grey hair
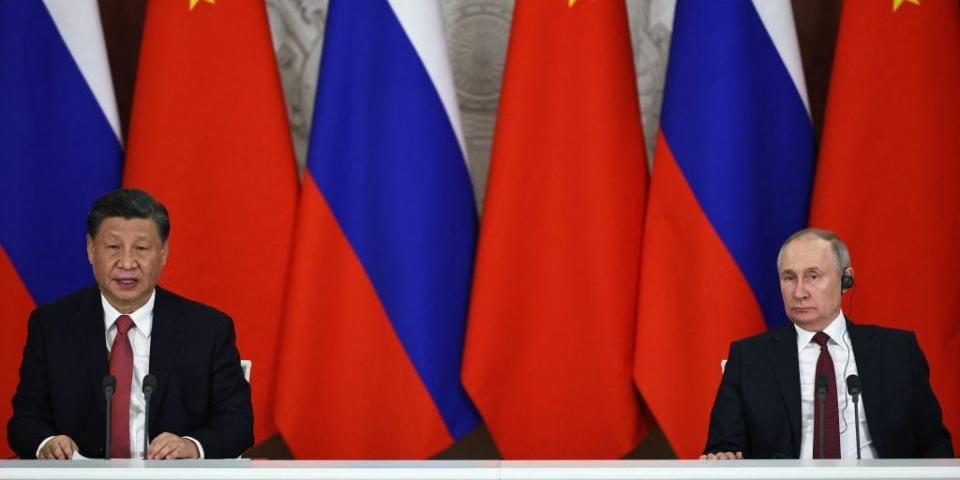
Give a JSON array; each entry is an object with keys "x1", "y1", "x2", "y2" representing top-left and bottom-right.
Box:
[{"x1": 702, "y1": 228, "x2": 952, "y2": 459}]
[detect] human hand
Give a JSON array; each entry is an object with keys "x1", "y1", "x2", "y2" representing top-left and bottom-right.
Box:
[
  {"x1": 699, "y1": 451, "x2": 743, "y2": 460},
  {"x1": 38, "y1": 435, "x2": 78, "y2": 460},
  {"x1": 146, "y1": 432, "x2": 200, "y2": 459}
]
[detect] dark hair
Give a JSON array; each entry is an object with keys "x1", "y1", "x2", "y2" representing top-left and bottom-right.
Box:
[{"x1": 86, "y1": 189, "x2": 171, "y2": 242}]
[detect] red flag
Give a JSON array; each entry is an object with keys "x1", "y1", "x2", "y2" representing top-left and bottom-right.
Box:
[
  {"x1": 0, "y1": 251, "x2": 32, "y2": 458},
  {"x1": 810, "y1": 0, "x2": 960, "y2": 453},
  {"x1": 461, "y1": 0, "x2": 648, "y2": 458},
  {"x1": 123, "y1": 1, "x2": 298, "y2": 445}
]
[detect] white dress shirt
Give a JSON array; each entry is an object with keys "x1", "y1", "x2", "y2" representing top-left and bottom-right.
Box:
[
  {"x1": 795, "y1": 311, "x2": 878, "y2": 459},
  {"x1": 36, "y1": 290, "x2": 204, "y2": 459},
  {"x1": 102, "y1": 291, "x2": 154, "y2": 459}
]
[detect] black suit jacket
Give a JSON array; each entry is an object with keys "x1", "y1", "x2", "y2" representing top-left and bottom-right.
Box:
[
  {"x1": 704, "y1": 321, "x2": 953, "y2": 458},
  {"x1": 7, "y1": 286, "x2": 253, "y2": 459}
]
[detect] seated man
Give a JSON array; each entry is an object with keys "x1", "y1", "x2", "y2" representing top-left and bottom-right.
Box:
[
  {"x1": 703, "y1": 228, "x2": 952, "y2": 459},
  {"x1": 8, "y1": 189, "x2": 253, "y2": 459}
]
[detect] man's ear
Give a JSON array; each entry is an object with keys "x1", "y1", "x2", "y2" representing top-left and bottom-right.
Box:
[
  {"x1": 86, "y1": 235, "x2": 94, "y2": 264},
  {"x1": 160, "y1": 241, "x2": 169, "y2": 266}
]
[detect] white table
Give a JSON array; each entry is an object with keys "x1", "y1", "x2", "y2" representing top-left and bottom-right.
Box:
[{"x1": 1, "y1": 459, "x2": 959, "y2": 480}]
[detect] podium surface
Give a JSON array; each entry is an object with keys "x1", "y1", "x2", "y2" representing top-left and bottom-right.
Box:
[{"x1": 1, "y1": 459, "x2": 959, "y2": 480}]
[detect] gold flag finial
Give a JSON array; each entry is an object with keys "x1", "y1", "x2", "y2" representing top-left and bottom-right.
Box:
[
  {"x1": 189, "y1": 0, "x2": 215, "y2": 11},
  {"x1": 893, "y1": 0, "x2": 920, "y2": 12}
]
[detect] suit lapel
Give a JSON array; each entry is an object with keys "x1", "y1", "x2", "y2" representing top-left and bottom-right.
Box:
[
  {"x1": 147, "y1": 287, "x2": 185, "y2": 431},
  {"x1": 77, "y1": 286, "x2": 109, "y2": 450},
  {"x1": 78, "y1": 285, "x2": 108, "y2": 367},
  {"x1": 768, "y1": 325, "x2": 802, "y2": 456},
  {"x1": 848, "y1": 320, "x2": 882, "y2": 454}
]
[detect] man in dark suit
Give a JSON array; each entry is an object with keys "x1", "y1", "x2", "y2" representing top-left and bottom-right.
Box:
[
  {"x1": 703, "y1": 228, "x2": 952, "y2": 459},
  {"x1": 7, "y1": 189, "x2": 253, "y2": 459}
]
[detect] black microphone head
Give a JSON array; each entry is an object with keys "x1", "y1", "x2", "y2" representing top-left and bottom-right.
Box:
[
  {"x1": 142, "y1": 374, "x2": 158, "y2": 395},
  {"x1": 815, "y1": 375, "x2": 828, "y2": 396},
  {"x1": 102, "y1": 375, "x2": 116, "y2": 395},
  {"x1": 846, "y1": 374, "x2": 862, "y2": 396}
]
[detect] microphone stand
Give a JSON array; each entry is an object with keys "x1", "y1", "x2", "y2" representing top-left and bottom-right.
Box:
[
  {"x1": 105, "y1": 394, "x2": 112, "y2": 460},
  {"x1": 143, "y1": 392, "x2": 151, "y2": 459},
  {"x1": 815, "y1": 375, "x2": 827, "y2": 460},
  {"x1": 847, "y1": 374, "x2": 863, "y2": 460},
  {"x1": 102, "y1": 375, "x2": 116, "y2": 460},
  {"x1": 142, "y1": 374, "x2": 157, "y2": 460}
]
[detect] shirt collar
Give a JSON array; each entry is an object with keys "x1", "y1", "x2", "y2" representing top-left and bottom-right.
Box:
[
  {"x1": 101, "y1": 290, "x2": 155, "y2": 338},
  {"x1": 795, "y1": 310, "x2": 846, "y2": 349}
]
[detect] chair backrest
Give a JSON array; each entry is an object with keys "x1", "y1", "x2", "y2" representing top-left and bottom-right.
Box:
[{"x1": 240, "y1": 359, "x2": 252, "y2": 382}]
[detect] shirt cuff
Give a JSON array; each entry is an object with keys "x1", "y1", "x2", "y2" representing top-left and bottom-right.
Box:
[
  {"x1": 35, "y1": 436, "x2": 55, "y2": 459},
  {"x1": 182, "y1": 436, "x2": 205, "y2": 459}
]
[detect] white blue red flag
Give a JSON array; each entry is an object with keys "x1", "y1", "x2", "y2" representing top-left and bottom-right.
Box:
[
  {"x1": 0, "y1": 0, "x2": 122, "y2": 458},
  {"x1": 634, "y1": 0, "x2": 815, "y2": 458},
  {"x1": 274, "y1": 0, "x2": 479, "y2": 458}
]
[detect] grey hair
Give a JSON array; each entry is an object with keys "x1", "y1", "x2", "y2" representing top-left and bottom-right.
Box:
[{"x1": 776, "y1": 227, "x2": 851, "y2": 272}]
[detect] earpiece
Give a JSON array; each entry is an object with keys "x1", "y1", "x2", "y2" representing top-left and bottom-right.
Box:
[{"x1": 841, "y1": 269, "x2": 855, "y2": 291}]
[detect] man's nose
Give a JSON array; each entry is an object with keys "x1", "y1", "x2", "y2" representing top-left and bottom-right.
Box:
[
  {"x1": 117, "y1": 249, "x2": 137, "y2": 269},
  {"x1": 792, "y1": 279, "x2": 809, "y2": 299}
]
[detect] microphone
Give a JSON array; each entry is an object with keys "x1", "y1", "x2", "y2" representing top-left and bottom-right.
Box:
[
  {"x1": 102, "y1": 375, "x2": 116, "y2": 459},
  {"x1": 142, "y1": 374, "x2": 158, "y2": 459},
  {"x1": 846, "y1": 374, "x2": 862, "y2": 460},
  {"x1": 815, "y1": 375, "x2": 828, "y2": 459}
]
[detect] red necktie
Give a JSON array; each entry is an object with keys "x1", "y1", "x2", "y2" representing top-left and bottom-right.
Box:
[
  {"x1": 812, "y1": 331, "x2": 840, "y2": 458},
  {"x1": 109, "y1": 315, "x2": 134, "y2": 459}
]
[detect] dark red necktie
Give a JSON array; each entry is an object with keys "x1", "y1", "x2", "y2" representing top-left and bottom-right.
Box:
[
  {"x1": 109, "y1": 315, "x2": 134, "y2": 458},
  {"x1": 812, "y1": 331, "x2": 840, "y2": 458}
]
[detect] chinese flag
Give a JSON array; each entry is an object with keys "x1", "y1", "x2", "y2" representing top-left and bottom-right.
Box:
[
  {"x1": 123, "y1": 1, "x2": 298, "y2": 445},
  {"x1": 461, "y1": 0, "x2": 649, "y2": 458},
  {"x1": 810, "y1": 0, "x2": 960, "y2": 453}
]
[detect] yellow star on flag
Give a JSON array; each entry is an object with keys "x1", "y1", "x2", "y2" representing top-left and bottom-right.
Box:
[
  {"x1": 893, "y1": 0, "x2": 920, "y2": 12},
  {"x1": 189, "y1": 0, "x2": 215, "y2": 11}
]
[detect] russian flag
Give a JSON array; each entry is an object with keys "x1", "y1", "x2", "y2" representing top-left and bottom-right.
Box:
[
  {"x1": 274, "y1": 0, "x2": 479, "y2": 458},
  {"x1": 0, "y1": 0, "x2": 122, "y2": 457},
  {"x1": 633, "y1": 0, "x2": 814, "y2": 458}
]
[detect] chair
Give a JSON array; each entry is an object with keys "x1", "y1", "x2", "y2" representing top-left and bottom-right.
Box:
[{"x1": 240, "y1": 359, "x2": 252, "y2": 383}]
